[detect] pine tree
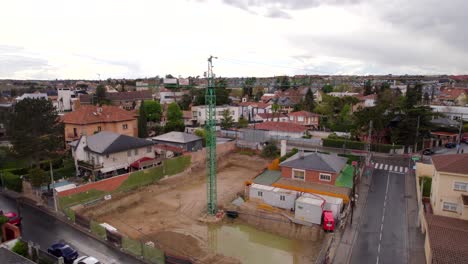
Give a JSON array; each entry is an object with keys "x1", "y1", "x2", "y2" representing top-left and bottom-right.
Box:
[
  {"x1": 138, "y1": 100, "x2": 148, "y2": 138},
  {"x1": 363, "y1": 80, "x2": 373, "y2": 96},
  {"x1": 303, "y1": 88, "x2": 315, "y2": 112}
]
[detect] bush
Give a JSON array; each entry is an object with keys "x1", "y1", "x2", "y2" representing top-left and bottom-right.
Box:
[
  {"x1": 0, "y1": 215, "x2": 8, "y2": 237},
  {"x1": 323, "y1": 138, "x2": 402, "y2": 153},
  {"x1": 12, "y1": 240, "x2": 28, "y2": 257},
  {"x1": 419, "y1": 177, "x2": 432, "y2": 197},
  {"x1": 261, "y1": 143, "x2": 278, "y2": 158},
  {"x1": 1, "y1": 171, "x2": 23, "y2": 192}
]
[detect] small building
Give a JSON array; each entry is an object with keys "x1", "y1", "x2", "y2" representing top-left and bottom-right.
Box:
[
  {"x1": 287, "y1": 110, "x2": 320, "y2": 129},
  {"x1": 151, "y1": 131, "x2": 203, "y2": 152},
  {"x1": 69, "y1": 131, "x2": 156, "y2": 178},
  {"x1": 295, "y1": 194, "x2": 325, "y2": 225},
  {"x1": 253, "y1": 112, "x2": 289, "y2": 122},
  {"x1": 303, "y1": 193, "x2": 343, "y2": 219},
  {"x1": 253, "y1": 121, "x2": 308, "y2": 139},
  {"x1": 191, "y1": 105, "x2": 241, "y2": 125},
  {"x1": 279, "y1": 152, "x2": 348, "y2": 186},
  {"x1": 238, "y1": 101, "x2": 272, "y2": 121},
  {"x1": 248, "y1": 184, "x2": 298, "y2": 210}
]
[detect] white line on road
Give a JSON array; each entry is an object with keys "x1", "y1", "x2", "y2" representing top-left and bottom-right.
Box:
[
  {"x1": 379, "y1": 163, "x2": 384, "y2": 169},
  {"x1": 377, "y1": 172, "x2": 391, "y2": 264},
  {"x1": 389, "y1": 165, "x2": 393, "y2": 171},
  {"x1": 405, "y1": 167, "x2": 408, "y2": 173},
  {"x1": 384, "y1": 164, "x2": 388, "y2": 170},
  {"x1": 376, "y1": 256, "x2": 380, "y2": 264},
  {"x1": 399, "y1": 166, "x2": 403, "y2": 173},
  {"x1": 375, "y1": 163, "x2": 379, "y2": 169}
]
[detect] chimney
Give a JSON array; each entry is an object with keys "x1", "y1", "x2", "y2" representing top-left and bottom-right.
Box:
[{"x1": 280, "y1": 140, "x2": 287, "y2": 157}]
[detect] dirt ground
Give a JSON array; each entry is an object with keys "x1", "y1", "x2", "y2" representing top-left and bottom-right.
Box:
[{"x1": 81, "y1": 153, "x2": 269, "y2": 264}]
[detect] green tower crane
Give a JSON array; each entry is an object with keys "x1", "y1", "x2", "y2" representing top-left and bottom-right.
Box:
[{"x1": 205, "y1": 55, "x2": 218, "y2": 215}]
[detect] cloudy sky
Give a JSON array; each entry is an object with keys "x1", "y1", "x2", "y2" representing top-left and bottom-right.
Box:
[{"x1": 1, "y1": 0, "x2": 467, "y2": 79}]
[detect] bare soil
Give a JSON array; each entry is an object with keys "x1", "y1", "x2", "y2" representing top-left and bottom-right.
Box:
[{"x1": 80, "y1": 153, "x2": 269, "y2": 264}]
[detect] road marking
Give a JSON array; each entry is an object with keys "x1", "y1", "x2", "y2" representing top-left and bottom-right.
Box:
[
  {"x1": 378, "y1": 243, "x2": 381, "y2": 253},
  {"x1": 377, "y1": 172, "x2": 390, "y2": 264},
  {"x1": 399, "y1": 166, "x2": 403, "y2": 173},
  {"x1": 384, "y1": 164, "x2": 388, "y2": 170},
  {"x1": 375, "y1": 163, "x2": 379, "y2": 169},
  {"x1": 389, "y1": 165, "x2": 393, "y2": 171},
  {"x1": 376, "y1": 256, "x2": 380, "y2": 264},
  {"x1": 405, "y1": 167, "x2": 408, "y2": 173},
  {"x1": 379, "y1": 163, "x2": 384, "y2": 169}
]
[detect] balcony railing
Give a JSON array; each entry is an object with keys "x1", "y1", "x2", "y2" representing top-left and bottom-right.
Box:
[{"x1": 77, "y1": 160, "x2": 103, "y2": 170}]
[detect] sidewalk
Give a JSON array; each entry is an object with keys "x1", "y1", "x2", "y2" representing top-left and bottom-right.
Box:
[
  {"x1": 331, "y1": 167, "x2": 373, "y2": 264},
  {"x1": 405, "y1": 169, "x2": 426, "y2": 264}
]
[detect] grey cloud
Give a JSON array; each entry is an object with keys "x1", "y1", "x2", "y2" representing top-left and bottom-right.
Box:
[
  {"x1": 74, "y1": 54, "x2": 142, "y2": 77},
  {"x1": 0, "y1": 46, "x2": 53, "y2": 78},
  {"x1": 265, "y1": 8, "x2": 291, "y2": 19}
]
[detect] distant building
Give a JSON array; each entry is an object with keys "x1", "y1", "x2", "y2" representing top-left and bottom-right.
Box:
[
  {"x1": 238, "y1": 101, "x2": 272, "y2": 121},
  {"x1": 62, "y1": 105, "x2": 137, "y2": 144},
  {"x1": 15, "y1": 92, "x2": 48, "y2": 101},
  {"x1": 287, "y1": 111, "x2": 320, "y2": 129},
  {"x1": 253, "y1": 112, "x2": 289, "y2": 122},
  {"x1": 253, "y1": 121, "x2": 307, "y2": 138},
  {"x1": 151, "y1": 131, "x2": 203, "y2": 152},
  {"x1": 191, "y1": 105, "x2": 241, "y2": 126},
  {"x1": 135, "y1": 81, "x2": 149, "y2": 91},
  {"x1": 157, "y1": 88, "x2": 184, "y2": 104},
  {"x1": 57, "y1": 88, "x2": 79, "y2": 112},
  {"x1": 79, "y1": 91, "x2": 152, "y2": 110},
  {"x1": 436, "y1": 87, "x2": 467, "y2": 106}
]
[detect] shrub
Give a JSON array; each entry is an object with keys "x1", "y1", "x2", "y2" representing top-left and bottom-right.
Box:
[
  {"x1": 12, "y1": 240, "x2": 28, "y2": 257},
  {"x1": 261, "y1": 143, "x2": 278, "y2": 158},
  {"x1": 323, "y1": 138, "x2": 402, "y2": 153},
  {"x1": 1, "y1": 171, "x2": 23, "y2": 192},
  {"x1": 0, "y1": 215, "x2": 8, "y2": 237}
]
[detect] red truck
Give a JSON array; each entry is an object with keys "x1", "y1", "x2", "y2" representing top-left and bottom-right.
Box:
[
  {"x1": 0, "y1": 210, "x2": 22, "y2": 226},
  {"x1": 322, "y1": 210, "x2": 335, "y2": 232}
]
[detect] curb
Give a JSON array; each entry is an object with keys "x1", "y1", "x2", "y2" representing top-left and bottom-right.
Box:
[{"x1": 2, "y1": 192, "x2": 147, "y2": 264}]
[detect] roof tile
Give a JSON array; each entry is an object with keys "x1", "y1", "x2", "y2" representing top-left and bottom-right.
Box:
[{"x1": 62, "y1": 105, "x2": 136, "y2": 125}]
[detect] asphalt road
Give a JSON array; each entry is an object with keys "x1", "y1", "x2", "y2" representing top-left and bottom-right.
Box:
[
  {"x1": 0, "y1": 194, "x2": 142, "y2": 264},
  {"x1": 350, "y1": 168, "x2": 408, "y2": 264}
]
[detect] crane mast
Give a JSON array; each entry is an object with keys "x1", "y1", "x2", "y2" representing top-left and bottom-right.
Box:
[{"x1": 205, "y1": 56, "x2": 217, "y2": 215}]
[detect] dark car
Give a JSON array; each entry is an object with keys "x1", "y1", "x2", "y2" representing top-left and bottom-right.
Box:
[
  {"x1": 422, "y1": 148, "x2": 435, "y2": 155},
  {"x1": 445, "y1": 142, "x2": 457, "y2": 148},
  {"x1": 48, "y1": 243, "x2": 78, "y2": 263}
]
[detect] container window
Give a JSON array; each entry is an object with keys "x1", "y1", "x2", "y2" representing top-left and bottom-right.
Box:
[
  {"x1": 454, "y1": 182, "x2": 467, "y2": 192},
  {"x1": 320, "y1": 173, "x2": 332, "y2": 182},
  {"x1": 258, "y1": 191, "x2": 263, "y2": 197},
  {"x1": 280, "y1": 195, "x2": 285, "y2": 201}
]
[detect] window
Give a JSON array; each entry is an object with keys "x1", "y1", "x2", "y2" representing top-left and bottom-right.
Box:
[
  {"x1": 292, "y1": 169, "x2": 305, "y2": 180},
  {"x1": 134, "y1": 149, "x2": 139, "y2": 155},
  {"x1": 280, "y1": 195, "x2": 285, "y2": 201},
  {"x1": 127, "y1": 150, "x2": 132, "y2": 157},
  {"x1": 454, "y1": 182, "x2": 468, "y2": 192},
  {"x1": 97, "y1": 126, "x2": 102, "y2": 132},
  {"x1": 147, "y1": 146, "x2": 152, "y2": 153},
  {"x1": 320, "y1": 173, "x2": 332, "y2": 182},
  {"x1": 298, "y1": 116, "x2": 304, "y2": 122},
  {"x1": 443, "y1": 202, "x2": 458, "y2": 212},
  {"x1": 106, "y1": 154, "x2": 109, "y2": 158},
  {"x1": 258, "y1": 191, "x2": 263, "y2": 197},
  {"x1": 289, "y1": 116, "x2": 294, "y2": 121},
  {"x1": 123, "y1": 124, "x2": 128, "y2": 129},
  {"x1": 73, "y1": 128, "x2": 78, "y2": 137}
]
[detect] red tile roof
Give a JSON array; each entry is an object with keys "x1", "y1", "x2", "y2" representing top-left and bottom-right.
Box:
[
  {"x1": 288, "y1": 110, "x2": 319, "y2": 117},
  {"x1": 439, "y1": 88, "x2": 467, "y2": 100},
  {"x1": 254, "y1": 121, "x2": 307, "y2": 133},
  {"x1": 62, "y1": 105, "x2": 136, "y2": 125},
  {"x1": 426, "y1": 213, "x2": 468, "y2": 264},
  {"x1": 432, "y1": 154, "x2": 468, "y2": 174}
]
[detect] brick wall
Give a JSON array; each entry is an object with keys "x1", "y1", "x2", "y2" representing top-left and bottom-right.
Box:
[
  {"x1": 281, "y1": 167, "x2": 338, "y2": 185},
  {"x1": 57, "y1": 173, "x2": 129, "y2": 197}
]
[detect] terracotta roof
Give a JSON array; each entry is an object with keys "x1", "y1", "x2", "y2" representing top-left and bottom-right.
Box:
[
  {"x1": 288, "y1": 110, "x2": 319, "y2": 117},
  {"x1": 254, "y1": 121, "x2": 307, "y2": 133},
  {"x1": 432, "y1": 154, "x2": 468, "y2": 174},
  {"x1": 438, "y1": 88, "x2": 466, "y2": 100},
  {"x1": 426, "y1": 213, "x2": 468, "y2": 264},
  {"x1": 62, "y1": 105, "x2": 136, "y2": 125},
  {"x1": 182, "y1": 111, "x2": 192, "y2": 119}
]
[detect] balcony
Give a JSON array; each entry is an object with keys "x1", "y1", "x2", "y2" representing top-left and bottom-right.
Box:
[{"x1": 77, "y1": 160, "x2": 103, "y2": 170}]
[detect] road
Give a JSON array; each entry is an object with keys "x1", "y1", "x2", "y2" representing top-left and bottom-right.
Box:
[
  {"x1": 350, "y1": 164, "x2": 408, "y2": 264},
  {"x1": 0, "y1": 194, "x2": 142, "y2": 264}
]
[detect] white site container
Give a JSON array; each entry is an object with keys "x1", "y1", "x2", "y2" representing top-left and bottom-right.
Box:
[
  {"x1": 266, "y1": 188, "x2": 297, "y2": 210},
  {"x1": 295, "y1": 195, "x2": 324, "y2": 225},
  {"x1": 249, "y1": 184, "x2": 275, "y2": 201},
  {"x1": 303, "y1": 193, "x2": 343, "y2": 219}
]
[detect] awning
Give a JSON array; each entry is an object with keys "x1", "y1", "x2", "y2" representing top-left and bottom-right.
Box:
[
  {"x1": 130, "y1": 157, "x2": 157, "y2": 169},
  {"x1": 100, "y1": 165, "x2": 126, "y2": 173}
]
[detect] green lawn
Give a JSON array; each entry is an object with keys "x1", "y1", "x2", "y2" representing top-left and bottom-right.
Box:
[
  {"x1": 419, "y1": 177, "x2": 432, "y2": 197},
  {"x1": 59, "y1": 189, "x2": 107, "y2": 209}
]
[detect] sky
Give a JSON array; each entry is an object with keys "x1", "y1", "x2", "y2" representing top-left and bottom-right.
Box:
[{"x1": 1, "y1": 0, "x2": 467, "y2": 79}]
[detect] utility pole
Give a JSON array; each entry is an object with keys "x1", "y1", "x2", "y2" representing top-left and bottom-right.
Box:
[
  {"x1": 205, "y1": 56, "x2": 218, "y2": 215},
  {"x1": 414, "y1": 115, "x2": 420, "y2": 153},
  {"x1": 457, "y1": 114, "x2": 463, "y2": 154},
  {"x1": 366, "y1": 120, "x2": 373, "y2": 166}
]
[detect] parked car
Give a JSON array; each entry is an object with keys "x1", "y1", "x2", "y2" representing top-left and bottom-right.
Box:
[
  {"x1": 73, "y1": 256, "x2": 100, "y2": 264},
  {"x1": 0, "y1": 210, "x2": 22, "y2": 226},
  {"x1": 445, "y1": 142, "x2": 457, "y2": 148},
  {"x1": 48, "y1": 243, "x2": 78, "y2": 264},
  {"x1": 422, "y1": 148, "x2": 435, "y2": 155}
]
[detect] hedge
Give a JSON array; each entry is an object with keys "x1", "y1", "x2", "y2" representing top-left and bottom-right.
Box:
[
  {"x1": 1, "y1": 171, "x2": 23, "y2": 192},
  {"x1": 323, "y1": 138, "x2": 402, "y2": 153},
  {"x1": 279, "y1": 148, "x2": 298, "y2": 162},
  {"x1": 163, "y1": 155, "x2": 191, "y2": 175},
  {"x1": 118, "y1": 166, "x2": 164, "y2": 192}
]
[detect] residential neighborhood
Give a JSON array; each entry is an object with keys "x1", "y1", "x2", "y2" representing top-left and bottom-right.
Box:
[{"x1": 1, "y1": 1, "x2": 468, "y2": 264}]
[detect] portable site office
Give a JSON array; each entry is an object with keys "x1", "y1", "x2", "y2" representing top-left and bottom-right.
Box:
[{"x1": 249, "y1": 183, "x2": 298, "y2": 210}]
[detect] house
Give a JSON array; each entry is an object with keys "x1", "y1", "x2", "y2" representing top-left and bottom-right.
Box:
[
  {"x1": 253, "y1": 112, "x2": 289, "y2": 122},
  {"x1": 191, "y1": 105, "x2": 241, "y2": 126},
  {"x1": 288, "y1": 111, "x2": 320, "y2": 129},
  {"x1": 354, "y1": 94, "x2": 377, "y2": 111},
  {"x1": 151, "y1": 131, "x2": 203, "y2": 152},
  {"x1": 238, "y1": 101, "x2": 272, "y2": 121},
  {"x1": 436, "y1": 87, "x2": 467, "y2": 106},
  {"x1": 430, "y1": 154, "x2": 468, "y2": 220},
  {"x1": 62, "y1": 105, "x2": 138, "y2": 144},
  {"x1": 279, "y1": 152, "x2": 348, "y2": 185},
  {"x1": 57, "y1": 88, "x2": 79, "y2": 112},
  {"x1": 328, "y1": 91, "x2": 359, "y2": 98},
  {"x1": 275, "y1": 97, "x2": 296, "y2": 113},
  {"x1": 69, "y1": 131, "x2": 157, "y2": 178},
  {"x1": 157, "y1": 88, "x2": 185, "y2": 104},
  {"x1": 254, "y1": 121, "x2": 307, "y2": 138},
  {"x1": 79, "y1": 91, "x2": 153, "y2": 110}
]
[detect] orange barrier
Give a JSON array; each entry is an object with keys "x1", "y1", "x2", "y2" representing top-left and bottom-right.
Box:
[{"x1": 267, "y1": 159, "x2": 280, "y2": 171}]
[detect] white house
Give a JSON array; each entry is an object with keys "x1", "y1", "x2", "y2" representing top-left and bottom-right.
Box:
[
  {"x1": 238, "y1": 102, "x2": 272, "y2": 121},
  {"x1": 69, "y1": 131, "x2": 157, "y2": 178},
  {"x1": 191, "y1": 105, "x2": 241, "y2": 125},
  {"x1": 159, "y1": 89, "x2": 184, "y2": 104},
  {"x1": 57, "y1": 88, "x2": 78, "y2": 112}
]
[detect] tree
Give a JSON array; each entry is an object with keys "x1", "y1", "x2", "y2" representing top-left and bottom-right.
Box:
[
  {"x1": 143, "y1": 100, "x2": 162, "y2": 123},
  {"x1": 178, "y1": 94, "x2": 192, "y2": 110},
  {"x1": 95, "y1": 84, "x2": 106, "y2": 104},
  {"x1": 255, "y1": 90, "x2": 264, "y2": 102},
  {"x1": 238, "y1": 117, "x2": 248, "y2": 128},
  {"x1": 29, "y1": 167, "x2": 49, "y2": 188},
  {"x1": 9, "y1": 98, "x2": 63, "y2": 166},
  {"x1": 322, "y1": 84, "x2": 333, "y2": 94},
  {"x1": 243, "y1": 77, "x2": 256, "y2": 97},
  {"x1": 138, "y1": 100, "x2": 148, "y2": 138},
  {"x1": 303, "y1": 88, "x2": 315, "y2": 112},
  {"x1": 220, "y1": 109, "x2": 234, "y2": 130},
  {"x1": 165, "y1": 102, "x2": 184, "y2": 132},
  {"x1": 363, "y1": 80, "x2": 373, "y2": 96},
  {"x1": 261, "y1": 142, "x2": 278, "y2": 158},
  {"x1": 191, "y1": 87, "x2": 230, "y2": 106},
  {"x1": 271, "y1": 103, "x2": 280, "y2": 122}
]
